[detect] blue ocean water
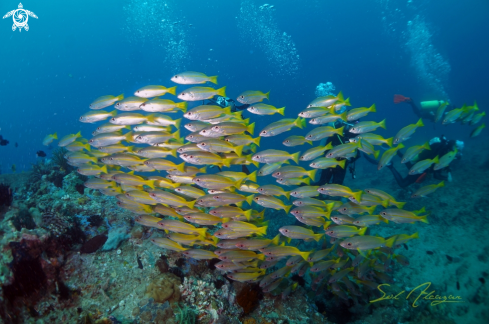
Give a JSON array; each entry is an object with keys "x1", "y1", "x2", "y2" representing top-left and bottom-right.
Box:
[
  {"x1": 0, "y1": 1, "x2": 489, "y2": 323},
  {"x1": 1, "y1": 0, "x2": 488, "y2": 171}
]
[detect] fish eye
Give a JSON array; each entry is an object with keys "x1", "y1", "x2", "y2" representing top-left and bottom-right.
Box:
[
  {"x1": 254, "y1": 197, "x2": 259, "y2": 200},
  {"x1": 181, "y1": 92, "x2": 185, "y2": 95},
  {"x1": 111, "y1": 118, "x2": 115, "y2": 121},
  {"x1": 284, "y1": 140, "x2": 289, "y2": 143},
  {"x1": 240, "y1": 96, "x2": 244, "y2": 99},
  {"x1": 307, "y1": 135, "x2": 312, "y2": 138},
  {"x1": 347, "y1": 243, "x2": 352, "y2": 246},
  {"x1": 255, "y1": 155, "x2": 260, "y2": 159},
  {"x1": 260, "y1": 131, "x2": 267, "y2": 135}
]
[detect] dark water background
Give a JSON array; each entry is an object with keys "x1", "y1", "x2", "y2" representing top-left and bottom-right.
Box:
[{"x1": 0, "y1": 0, "x2": 488, "y2": 173}]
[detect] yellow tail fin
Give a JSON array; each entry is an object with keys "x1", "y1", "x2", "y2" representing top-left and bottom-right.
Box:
[
  {"x1": 247, "y1": 122, "x2": 255, "y2": 135},
  {"x1": 167, "y1": 86, "x2": 177, "y2": 95},
  {"x1": 176, "y1": 162, "x2": 186, "y2": 172},
  {"x1": 187, "y1": 199, "x2": 196, "y2": 209},
  {"x1": 172, "y1": 130, "x2": 180, "y2": 140},
  {"x1": 416, "y1": 118, "x2": 424, "y2": 128},
  {"x1": 116, "y1": 93, "x2": 124, "y2": 101},
  {"x1": 247, "y1": 170, "x2": 257, "y2": 183},
  {"x1": 338, "y1": 160, "x2": 346, "y2": 169},
  {"x1": 291, "y1": 151, "x2": 300, "y2": 164},
  {"x1": 234, "y1": 145, "x2": 244, "y2": 157},
  {"x1": 177, "y1": 101, "x2": 188, "y2": 112},
  {"x1": 146, "y1": 180, "x2": 156, "y2": 189},
  {"x1": 370, "y1": 104, "x2": 376, "y2": 112},
  {"x1": 217, "y1": 86, "x2": 227, "y2": 97},
  {"x1": 284, "y1": 204, "x2": 292, "y2": 214},
  {"x1": 253, "y1": 136, "x2": 261, "y2": 146},
  {"x1": 265, "y1": 91, "x2": 270, "y2": 100},
  {"x1": 278, "y1": 107, "x2": 285, "y2": 115},
  {"x1": 209, "y1": 75, "x2": 218, "y2": 85},
  {"x1": 379, "y1": 119, "x2": 387, "y2": 129}
]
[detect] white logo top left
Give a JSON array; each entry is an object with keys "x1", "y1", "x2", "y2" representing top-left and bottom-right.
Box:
[{"x1": 3, "y1": 3, "x2": 38, "y2": 32}]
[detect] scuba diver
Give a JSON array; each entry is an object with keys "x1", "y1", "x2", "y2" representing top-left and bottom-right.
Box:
[
  {"x1": 206, "y1": 95, "x2": 250, "y2": 113},
  {"x1": 386, "y1": 135, "x2": 463, "y2": 188},
  {"x1": 394, "y1": 94, "x2": 448, "y2": 123}
]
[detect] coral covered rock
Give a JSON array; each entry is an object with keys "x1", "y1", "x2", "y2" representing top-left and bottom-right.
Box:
[{"x1": 146, "y1": 273, "x2": 181, "y2": 304}]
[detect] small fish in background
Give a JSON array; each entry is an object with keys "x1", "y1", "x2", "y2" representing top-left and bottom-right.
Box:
[
  {"x1": 0, "y1": 135, "x2": 10, "y2": 146},
  {"x1": 15, "y1": 142, "x2": 18, "y2": 148},
  {"x1": 36, "y1": 150, "x2": 47, "y2": 158},
  {"x1": 11, "y1": 164, "x2": 16, "y2": 173},
  {"x1": 42, "y1": 132, "x2": 58, "y2": 146}
]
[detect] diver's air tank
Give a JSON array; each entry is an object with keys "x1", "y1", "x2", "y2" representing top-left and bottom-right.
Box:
[{"x1": 420, "y1": 100, "x2": 445, "y2": 110}]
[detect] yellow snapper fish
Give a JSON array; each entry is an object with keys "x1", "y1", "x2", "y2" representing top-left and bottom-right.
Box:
[
  {"x1": 174, "y1": 185, "x2": 205, "y2": 199},
  {"x1": 184, "y1": 105, "x2": 231, "y2": 120},
  {"x1": 42, "y1": 132, "x2": 58, "y2": 146},
  {"x1": 114, "y1": 96, "x2": 148, "y2": 111},
  {"x1": 380, "y1": 209, "x2": 429, "y2": 224},
  {"x1": 299, "y1": 143, "x2": 333, "y2": 161},
  {"x1": 225, "y1": 134, "x2": 261, "y2": 147},
  {"x1": 247, "y1": 103, "x2": 285, "y2": 116},
  {"x1": 140, "y1": 98, "x2": 187, "y2": 113},
  {"x1": 110, "y1": 112, "x2": 152, "y2": 125},
  {"x1": 252, "y1": 149, "x2": 300, "y2": 164},
  {"x1": 184, "y1": 212, "x2": 230, "y2": 226},
  {"x1": 470, "y1": 123, "x2": 485, "y2": 138},
  {"x1": 272, "y1": 166, "x2": 317, "y2": 180},
  {"x1": 134, "y1": 214, "x2": 163, "y2": 228},
  {"x1": 259, "y1": 117, "x2": 306, "y2": 137},
  {"x1": 237, "y1": 90, "x2": 270, "y2": 104},
  {"x1": 181, "y1": 249, "x2": 220, "y2": 260},
  {"x1": 112, "y1": 173, "x2": 155, "y2": 189},
  {"x1": 90, "y1": 94, "x2": 124, "y2": 110},
  {"x1": 401, "y1": 142, "x2": 430, "y2": 164},
  {"x1": 134, "y1": 85, "x2": 177, "y2": 98},
  {"x1": 377, "y1": 143, "x2": 405, "y2": 170},
  {"x1": 298, "y1": 106, "x2": 334, "y2": 118},
  {"x1": 192, "y1": 174, "x2": 243, "y2": 190},
  {"x1": 222, "y1": 220, "x2": 268, "y2": 236},
  {"x1": 307, "y1": 91, "x2": 345, "y2": 108},
  {"x1": 197, "y1": 139, "x2": 244, "y2": 156},
  {"x1": 393, "y1": 118, "x2": 424, "y2": 145},
  {"x1": 408, "y1": 156, "x2": 439, "y2": 175},
  {"x1": 178, "y1": 86, "x2": 226, "y2": 101},
  {"x1": 309, "y1": 157, "x2": 346, "y2": 169},
  {"x1": 156, "y1": 219, "x2": 206, "y2": 237},
  {"x1": 58, "y1": 131, "x2": 82, "y2": 147},
  {"x1": 259, "y1": 245, "x2": 311, "y2": 261},
  {"x1": 411, "y1": 181, "x2": 445, "y2": 198},
  {"x1": 305, "y1": 125, "x2": 344, "y2": 141},
  {"x1": 253, "y1": 195, "x2": 292, "y2": 213},
  {"x1": 209, "y1": 122, "x2": 255, "y2": 136},
  {"x1": 317, "y1": 184, "x2": 362, "y2": 202},
  {"x1": 80, "y1": 110, "x2": 117, "y2": 123},
  {"x1": 65, "y1": 152, "x2": 97, "y2": 165},
  {"x1": 76, "y1": 164, "x2": 107, "y2": 176},
  {"x1": 309, "y1": 111, "x2": 348, "y2": 125},
  {"x1": 283, "y1": 135, "x2": 312, "y2": 147},
  {"x1": 150, "y1": 237, "x2": 188, "y2": 252},
  {"x1": 65, "y1": 141, "x2": 91, "y2": 152},
  {"x1": 470, "y1": 112, "x2": 485, "y2": 125},
  {"x1": 171, "y1": 71, "x2": 218, "y2": 85},
  {"x1": 325, "y1": 225, "x2": 367, "y2": 238},
  {"x1": 340, "y1": 235, "x2": 396, "y2": 251},
  {"x1": 433, "y1": 149, "x2": 458, "y2": 170},
  {"x1": 257, "y1": 184, "x2": 290, "y2": 199},
  {"x1": 93, "y1": 123, "x2": 130, "y2": 135},
  {"x1": 349, "y1": 119, "x2": 386, "y2": 134},
  {"x1": 125, "y1": 190, "x2": 159, "y2": 205},
  {"x1": 278, "y1": 226, "x2": 323, "y2": 242},
  {"x1": 350, "y1": 133, "x2": 393, "y2": 147},
  {"x1": 346, "y1": 104, "x2": 376, "y2": 121}
]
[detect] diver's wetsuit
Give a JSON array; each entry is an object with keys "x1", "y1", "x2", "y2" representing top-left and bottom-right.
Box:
[
  {"x1": 314, "y1": 124, "x2": 359, "y2": 186},
  {"x1": 406, "y1": 100, "x2": 438, "y2": 122},
  {"x1": 386, "y1": 139, "x2": 455, "y2": 188}
]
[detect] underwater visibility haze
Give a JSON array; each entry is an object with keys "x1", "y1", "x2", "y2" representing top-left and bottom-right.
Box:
[{"x1": 0, "y1": 0, "x2": 489, "y2": 323}]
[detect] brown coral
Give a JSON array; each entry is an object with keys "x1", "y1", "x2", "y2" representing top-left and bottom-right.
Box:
[
  {"x1": 236, "y1": 283, "x2": 263, "y2": 316},
  {"x1": 146, "y1": 273, "x2": 181, "y2": 303}
]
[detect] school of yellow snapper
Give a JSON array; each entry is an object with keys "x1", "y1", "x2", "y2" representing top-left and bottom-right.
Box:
[{"x1": 51, "y1": 70, "x2": 472, "y2": 300}]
